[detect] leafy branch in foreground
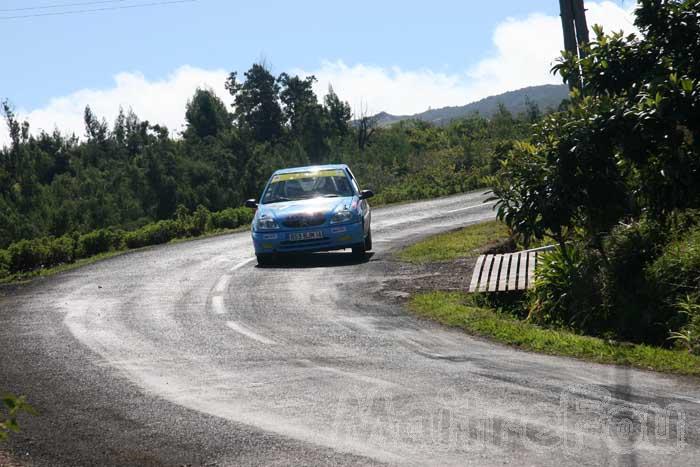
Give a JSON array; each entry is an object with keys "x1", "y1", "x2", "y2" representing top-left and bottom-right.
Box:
[{"x1": 0, "y1": 394, "x2": 35, "y2": 441}]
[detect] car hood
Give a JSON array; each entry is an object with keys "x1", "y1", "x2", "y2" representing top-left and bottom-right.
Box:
[{"x1": 257, "y1": 196, "x2": 355, "y2": 221}]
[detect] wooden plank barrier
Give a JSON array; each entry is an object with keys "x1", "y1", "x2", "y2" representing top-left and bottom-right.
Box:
[{"x1": 468, "y1": 246, "x2": 555, "y2": 293}]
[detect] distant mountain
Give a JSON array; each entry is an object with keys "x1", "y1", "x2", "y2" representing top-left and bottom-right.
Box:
[{"x1": 372, "y1": 84, "x2": 569, "y2": 127}]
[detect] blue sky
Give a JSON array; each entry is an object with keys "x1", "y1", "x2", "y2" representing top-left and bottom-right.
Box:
[{"x1": 0, "y1": 0, "x2": 637, "y2": 144}]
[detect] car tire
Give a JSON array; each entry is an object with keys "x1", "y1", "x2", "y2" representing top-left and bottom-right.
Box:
[
  {"x1": 256, "y1": 254, "x2": 276, "y2": 266},
  {"x1": 364, "y1": 228, "x2": 372, "y2": 251},
  {"x1": 351, "y1": 244, "x2": 366, "y2": 258}
]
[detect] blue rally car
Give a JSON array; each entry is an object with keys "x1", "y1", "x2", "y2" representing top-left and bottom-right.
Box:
[{"x1": 245, "y1": 164, "x2": 374, "y2": 265}]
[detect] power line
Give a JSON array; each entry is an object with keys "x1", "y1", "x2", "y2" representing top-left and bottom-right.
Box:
[
  {"x1": 0, "y1": 1, "x2": 128, "y2": 13},
  {"x1": 0, "y1": 0, "x2": 196, "y2": 19}
]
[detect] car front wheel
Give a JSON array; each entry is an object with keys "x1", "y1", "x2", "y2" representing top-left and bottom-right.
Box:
[
  {"x1": 352, "y1": 229, "x2": 371, "y2": 258},
  {"x1": 256, "y1": 253, "x2": 276, "y2": 266}
]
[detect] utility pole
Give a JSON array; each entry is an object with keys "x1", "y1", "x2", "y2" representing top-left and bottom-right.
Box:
[
  {"x1": 571, "y1": 0, "x2": 590, "y2": 51},
  {"x1": 559, "y1": 0, "x2": 590, "y2": 89}
]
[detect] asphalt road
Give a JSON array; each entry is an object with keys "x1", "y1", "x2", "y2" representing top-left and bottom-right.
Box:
[{"x1": 1, "y1": 190, "x2": 699, "y2": 466}]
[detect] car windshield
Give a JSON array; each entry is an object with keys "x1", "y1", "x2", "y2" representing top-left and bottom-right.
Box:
[{"x1": 261, "y1": 169, "x2": 354, "y2": 204}]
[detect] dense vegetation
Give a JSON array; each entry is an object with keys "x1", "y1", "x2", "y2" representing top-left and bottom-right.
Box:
[
  {"x1": 0, "y1": 64, "x2": 539, "y2": 279},
  {"x1": 493, "y1": 0, "x2": 700, "y2": 354}
]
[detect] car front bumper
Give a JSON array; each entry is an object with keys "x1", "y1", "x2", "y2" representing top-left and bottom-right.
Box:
[{"x1": 252, "y1": 222, "x2": 364, "y2": 254}]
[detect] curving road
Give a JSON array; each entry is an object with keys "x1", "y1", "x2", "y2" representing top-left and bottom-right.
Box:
[{"x1": 1, "y1": 190, "x2": 699, "y2": 466}]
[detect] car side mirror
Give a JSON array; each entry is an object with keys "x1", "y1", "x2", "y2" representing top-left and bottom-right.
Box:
[
  {"x1": 359, "y1": 190, "x2": 374, "y2": 200},
  {"x1": 244, "y1": 199, "x2": 258, "y2": 209}
]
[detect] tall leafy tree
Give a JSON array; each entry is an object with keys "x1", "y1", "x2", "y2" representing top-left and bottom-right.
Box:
[
  {"x1": 323, "y1": 85, "x2": 352, "y2": 137},
  {"x1": 184, "y1": 88, "x2": 231, "y2": 139},
  {"x1": 278, "y1": 73, "x2": 328, "y2": 162},
  {"x1": 495, "y1": 0, "x2": 700, "y2": 253},
  {"x1": 225, "y1": 63, "x2": 283, "y2": 143},
  {"x1": 278, "y1": 73, "x2": 318, "y2": 134},
  {"x1": 83, "y1": 105, "x2": 109, "y2": 143}
]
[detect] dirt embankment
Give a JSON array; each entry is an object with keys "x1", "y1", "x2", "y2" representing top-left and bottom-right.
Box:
[{"x1": 379, "y1": 238, "x2": 513, "y2": 299}]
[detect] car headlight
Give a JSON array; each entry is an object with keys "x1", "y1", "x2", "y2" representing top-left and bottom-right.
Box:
[
  {"x1": 330, "y1": 208, "x2": 355, "y2": 224},
  {"x1": 255, "y1": 215, "x2": 280, "y2": 230}
]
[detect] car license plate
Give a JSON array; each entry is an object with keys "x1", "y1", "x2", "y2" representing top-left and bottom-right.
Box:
[{"x1": 288, "y1": 231, "x2": 323, "y2": 241}]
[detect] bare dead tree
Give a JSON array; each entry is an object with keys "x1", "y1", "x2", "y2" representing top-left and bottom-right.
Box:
[{"x1": 355, "y1": 101, "x2": 378, "y2": 152}]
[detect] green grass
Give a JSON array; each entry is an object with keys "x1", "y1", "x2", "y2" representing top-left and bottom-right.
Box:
[
  {"x1": 410, "y1": 291, "x2": 700, "y2": 376},
  {"x1": 397, "y1": 220, "x2": 510, "y2": 263}
]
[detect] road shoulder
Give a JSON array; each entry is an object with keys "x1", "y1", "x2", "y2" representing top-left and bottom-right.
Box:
[{"x1": 381, "y1": 221, "x2": 700, "y2": 377}]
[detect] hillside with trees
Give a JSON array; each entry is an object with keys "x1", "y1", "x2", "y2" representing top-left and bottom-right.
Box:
[{"x1": 372, "y1": 84, "x2": 569, "y2": 127}]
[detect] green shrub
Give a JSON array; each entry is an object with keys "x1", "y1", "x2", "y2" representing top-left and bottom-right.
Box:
[
  {"x1": 528, "y1": 244, "x2": 604, "y2": 333},
  {"x1": 646, "y1": 226, "x2": 700, "y2": 335},
  {"x1": 236, "y1": 207, "x2": 254, "y2": 226},
  {"x1": 174, "y1": 204, "x2": 191, "y2": 235},
  {"x1": 600, "y1": 218, "x2": 669, "y2": 343},
  {"x1": 0, "y1": 249, "x2": 9, "y2": 278},
  {"x1": 210, "y1": 207, "x2": 253, "y2": 230},
  {"x1": 668, "y1": 295, "x2": 700, "y2": 355},
  {"x1": 124, "y1": 220, "x2": 180, "y2": 249},
  {"x1": 76, "y1": 229, "x2": 123, "y2": 258},
  {"x1": 210, "y1": 208, "x2": 240, "y2": 229},
  {"x1": 173, "y1": 204, "x2": 216, "y2": 237},
  {"x1": 190, "y1": 205, "x2": 210, "y2": 236},
  {"x1": 7, "y1": 239, "x2": 50, "y2": 273},
  {"x1": 46, "y1": 235, "x2": 76, "y2": 266},
  {"x1": 668, "y1": 209, "x2": 700, "y2": 240}
]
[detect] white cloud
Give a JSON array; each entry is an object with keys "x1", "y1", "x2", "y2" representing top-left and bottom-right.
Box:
[
  {"x1": 304, "y1": 1, "x2": 638, "y2": 116},
  {"x1": 0, "y1": 2, "x2": 638, "y2": 148},
  {"x1": 294, "y1": 62, "x2": 472, "y2": 117},
  {"x1": 1, "y1": 65, "x2": 230, "y2": 148}
]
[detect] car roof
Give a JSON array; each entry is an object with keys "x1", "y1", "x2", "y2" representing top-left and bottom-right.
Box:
[{"x1": 273, "y1": 164, "x2": 349, "y2": 175}]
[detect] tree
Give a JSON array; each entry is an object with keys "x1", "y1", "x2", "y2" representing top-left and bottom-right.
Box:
[
  {"x1": 323, "y1": 85, "x2": 352, "y2": 137},
  {"x1": 278, "y1": 73, "x2": 318, "y2": 134},
  {"x1": 356, "y1": 102, "x2": 378, "y2": 152},
  {"x1": 225, "y1": 63, "x2": 283, "y2": 143},
  {"x1": 83, "y1": 105, "x2": 108, "y2": 142},
  {"x1": 1, "y1": 100, "x2": 29, "y2": 149},
  {"x1": 278, "y1": 73, "x2": 330, "y2": 163},
  {"x1": 495, "y1": 0, "x2": 700, "y2": 255},
  {"x1": 184, "y1": 88, "x2": 231, "y2": 139},
  {"x1": 523, "y1": 97, "x2": 542, "y2": 123}
]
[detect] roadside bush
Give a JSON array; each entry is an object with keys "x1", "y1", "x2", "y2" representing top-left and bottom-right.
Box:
[
  {"x1": 46, "y1": 235, "x2": 76, "y2": 266},
  {"x1": 174, "y1": 204, "x2": 192, "y2": 235},
  {"x1": 210, "y1": 208, "x2": 241, "y2": 229},
  {"x1": 0, "y1": 205, "x2": 258, "y2": 279},
  {"x1": 668, "y1": 209, "x2": 700, "y2": 241},
  {"x1": 173, "y1": 204, "x2": 215, "y2": 237},
  {"x1": 669, "y1": 295, "x2": 700, "y2": 355},
  {"x1": 528, "y1": 244, "x2": 605, "y2": 333},
  {"x1": 237, "y1": 207, "x2": 254, "y2": 226},
  {"x1": 599, "y1": 218, "x2": 669, "y2": 343},
  {"x1": 190, "y1": 205, "x2": 210, "y2": 236},
  {"x1": 76, "y1": 229, "x2": 123, "y2": 258},
  {"x1": 525, "y1": 219, "x2": 700, "y2": 346},
  {"x1": 646, "y1": 226, "x2": 700, "y2": 335},
  {"x1": 0, "y1": 249, "x2": 9, "y2": 278},
  {"x1": 124, "y1": 220, "x2": 180, "y2": 249},
  {"x1": 210, "y1": 207, "x2": 253, "y2": 230},
  {"x1": 7, "y1": 239, "x2": 50, "y2": 273}
]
